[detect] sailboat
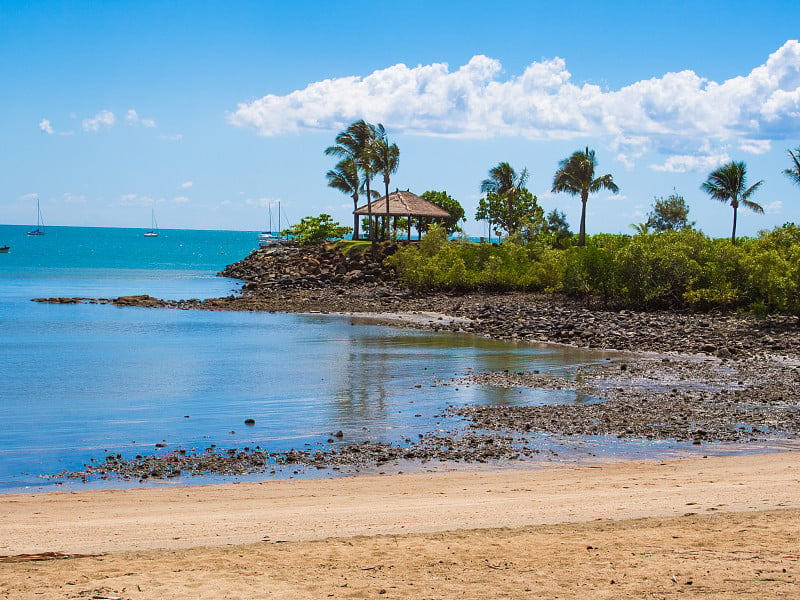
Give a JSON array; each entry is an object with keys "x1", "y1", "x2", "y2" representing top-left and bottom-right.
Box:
[
  {"x1": 27, "y1": 198, "x2": 45, "y2": 236},
  {"x1": 258, "y1": 202, "x2": 283, "y2": 248},
  {"x1": 144, "y1": 208, "x2": 159, "y2": 237}
]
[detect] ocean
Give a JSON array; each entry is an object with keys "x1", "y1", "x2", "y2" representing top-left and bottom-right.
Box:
[{"x1": 0, "y1": 225, "x2": 686, "y2": 493}]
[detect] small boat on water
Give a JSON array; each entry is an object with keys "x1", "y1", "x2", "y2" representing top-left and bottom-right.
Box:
[
  {"x1": 27, "y1": 198, "x2": 45, "y2": 236},
  {"x1": 258, "y1": 202, "x2": 284, "y2": 248},
  {"x1": 144, "y1": 208, "x2": 159, "y2": 237},
  {"x1": 0, "y1": 245, "x2": 9, "y2": 253},
  {"x1": 258, "y1": 231, "x2": 282, "y2": 248}
]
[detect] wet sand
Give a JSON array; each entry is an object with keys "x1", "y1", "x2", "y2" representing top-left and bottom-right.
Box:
[{"x1": 2, "y1": 452, "x2": 799, "y2": 598}]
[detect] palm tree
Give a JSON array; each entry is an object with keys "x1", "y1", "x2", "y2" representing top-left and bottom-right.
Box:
[
  {"x1": 551, "y1": 147, "x2": 619, "y2": 246},
  {"x1": 701, "y1": 161, "x2": 764, "y2": 244},
  {"x1": 373, "y1": 124, "x2": 400, "y2": 240},
  {"x1": 784, "y1": 147, "x2": 800, "y2": 188},
  {"x1": 325, "y1": 120, "x2": 380, "y2": 241},
  {"x1": 326, "y1": 158, "x2": 363, "y2": 240},
  {"x1": 479, "y1": 162, "x2": 529, "y2": 239}
]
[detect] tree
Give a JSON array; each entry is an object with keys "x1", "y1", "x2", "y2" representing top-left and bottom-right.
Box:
[
  {"x1": 701, "y1": 161, "x2": 764, "y2": 244},
  {"x1": 545, "y1": 209, "x2": 572, "y2": 248},
  {"x1": 551, "y1": 147, "x2": 619, "y2": 246},
  {"x1": 784, "y1": 147, "x2": 800, "y2": 188},
  {"x1": 420, "y1": 190, "x2": 465, "y2": 235},
  {"x1": 281, "y1": 214, "x2": 352, "y2": 246},
  {"x1": 478, "y1": 162, "x2": 539, "y2": 239},
  {"x1": 373, "y1": 124, "x2": 400, "y2": 241},
  {"x1": 325, "y1": 120, "x2": 381, "y2": 241},
  {"x1": 645, "y1": 193, "x2": 695, "y2": 231},
  {"x1": 326, "y1": 158, "x2": 363, "y2": 240}
]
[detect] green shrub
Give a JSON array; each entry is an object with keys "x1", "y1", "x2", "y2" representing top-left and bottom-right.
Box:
[{"x1": 385, "y1": 224, "x2": 800, "y2": 314}]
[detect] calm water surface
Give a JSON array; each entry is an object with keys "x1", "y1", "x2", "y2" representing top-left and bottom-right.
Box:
[{"x1": 0, "y1": 225, "x2": 715, "y2": 493}]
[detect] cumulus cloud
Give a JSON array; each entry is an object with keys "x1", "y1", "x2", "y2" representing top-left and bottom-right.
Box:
[
  {"x1": 180, "y1": 181, "x2": 193, "y2": 189},
  {"x1": 82, "y1": 110, "x2": 116, "y2": 132},
  {"x1": 230, "y1": 40, "x2": 800, "y2": 170},
  {"x1": 739, "y1": 139, "x2": 772, "y2": 154},
  {"x1": 763, "y1": 200, "x2": 783, "y2": 215},
  {"x1": 649, "y1": 152, "x2": 732, "y2": 173},
  {"x1": 173, "y1": 196, "x2": 190, "y2": 204},
  {"x1": 125, "y1": 109, "x2": 156, "y2": 128},
  {"x1": 39, "y1": 118, "x2": 73, "y2": 135},
  {"x1": 39, "y1": 118, "x2": 55, "y2": 134}
]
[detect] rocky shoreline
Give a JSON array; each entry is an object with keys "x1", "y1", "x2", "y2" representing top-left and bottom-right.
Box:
[{"x1": 38, "y1": 244, "x2": 800, "y2": 483}]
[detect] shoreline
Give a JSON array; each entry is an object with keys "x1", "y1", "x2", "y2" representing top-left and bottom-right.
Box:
[
  {"x1": 31, "y1": 282, "x2": 800, "y2": 486},
  {"x1": 10, "y1": 253, "x2": 800, "y2": 597},
  {"x1": 3, "y1": 452, "x2": 799, "y2": 598},
  {"x1": 4, "y1": 451, "x2": 800, "y2": 555}
]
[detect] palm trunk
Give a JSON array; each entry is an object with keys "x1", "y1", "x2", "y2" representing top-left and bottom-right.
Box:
[
  {"x1": 352, "y1": 194, "x2": 360, "y2": 240},
  {"x1": 731, "y1": 205, "x2": 738, "y2": 244},
  {"x1": 578, "y1": 193, "x2": 588, "y2": 246},
  {"x1": 366, "y1": 178, "x2": 374, "y2": 243}
]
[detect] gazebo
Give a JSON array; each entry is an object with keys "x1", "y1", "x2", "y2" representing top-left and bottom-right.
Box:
[{"x1": 354, "y1": 189, "x2": 451, "y2": 241}]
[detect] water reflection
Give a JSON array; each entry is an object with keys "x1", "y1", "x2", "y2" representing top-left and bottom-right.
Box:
[{"x1": 1, "y1": 308, "x2": 618, "y2": 491}]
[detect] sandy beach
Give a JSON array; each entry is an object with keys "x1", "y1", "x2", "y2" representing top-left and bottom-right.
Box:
[
  {"x1": 2, "y1": 451, "x2": 799, "y2": 598},
  {"x1": 16, "y1": 251, "x2": 800, "y2": 598}
]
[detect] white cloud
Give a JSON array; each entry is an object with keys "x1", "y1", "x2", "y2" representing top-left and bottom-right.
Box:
[
  {"x1": 173, "y1": 196, "x2": 190, "y2": 204},
  {"x1": 230, "y1": 40, "x2": 800, "y2": 168},
  {"x1": 763, "y1": 200, "x2": 783, "y2": 214},
  {"x1": 245, "y1": 197, "x2": 281, "y2": 208},
  {"x1": 180, "y1": 181, "x2": 193, "y2": 189},
  {"x1": 739, "y1": 139, "x2": 772, "y2": 154},
  {"x1": 39, "y1": 118, "x2": 55, "y2": 134},
  {"x1": 649, "y1": 152, "x2": 731, "y2": 174},
  {"x1": 159, "y1": 134, "x2": 183, "y2": 141},
  {"x1": 38, "y1": 118, "x2": 73, "y2": 136},
  {"x1": 125, "y1": 109, "x2": 156, "y2": 128},
  {"x1": 82, "y1": 110, "x2": 116, "y2": 132}
]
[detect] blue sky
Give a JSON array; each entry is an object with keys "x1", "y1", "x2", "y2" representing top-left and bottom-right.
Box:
[{"x1": 2, "y1": 0, "x2": 799, "y2": 238}]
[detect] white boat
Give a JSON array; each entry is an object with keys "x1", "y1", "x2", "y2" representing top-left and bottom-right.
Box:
[
  {"x1": 27, "y1": 198, "x2": 45, "y2": 236},
  {"x1": 144, "y1": 208, "x2": 159, "y2": 237},
  {"x1": 258, "y1": 231, "x2": 282, "y2": 247},
  {"x1": 258, "y1": 202, "x2": 284, "y2": 248}
]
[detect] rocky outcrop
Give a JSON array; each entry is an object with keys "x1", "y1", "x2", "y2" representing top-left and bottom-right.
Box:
[{"x1": 219, "y1": 242, "x2": 400, "y2": 290}]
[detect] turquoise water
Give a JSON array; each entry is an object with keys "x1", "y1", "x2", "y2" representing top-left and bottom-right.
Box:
[{"x1": 0, "y1": 225, "x2": 656, "y2": 493}]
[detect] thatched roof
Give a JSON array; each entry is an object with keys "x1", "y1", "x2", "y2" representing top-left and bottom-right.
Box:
[{"x1": 354, "y1": 189, "x2": 450, "y2": 218}]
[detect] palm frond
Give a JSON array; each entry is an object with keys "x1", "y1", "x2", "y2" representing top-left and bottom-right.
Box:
[
  {"x1": 783, "y1": 148, "x2": 800, "y2": 187},
  {"x1": 742, "y1": 198, "x2": 764, "y2": 214}
]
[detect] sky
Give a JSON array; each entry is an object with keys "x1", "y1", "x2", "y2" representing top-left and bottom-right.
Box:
[{"x1": 2, "y1": 0, "x2": 799, "y2": 238}]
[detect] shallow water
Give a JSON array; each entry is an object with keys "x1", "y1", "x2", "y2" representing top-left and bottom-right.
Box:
[{"x1": 0, "y1": 225, "x2": 754, "y2": 494}]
